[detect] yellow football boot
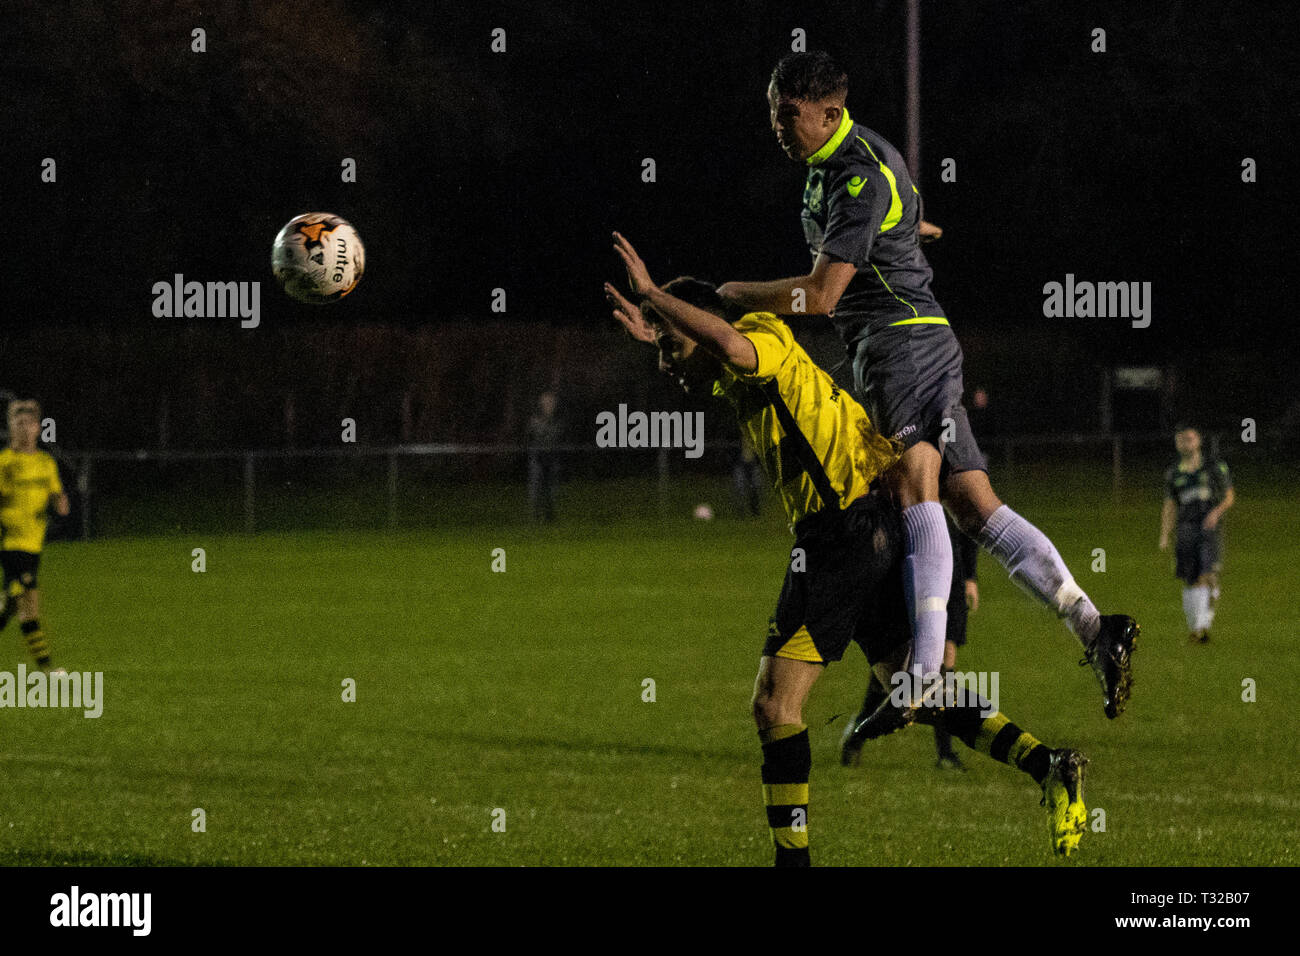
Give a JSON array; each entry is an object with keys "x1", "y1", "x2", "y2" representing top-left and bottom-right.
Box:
[{"x1": 1042, "y1": 749, "x2": 1088, "y2": 856}]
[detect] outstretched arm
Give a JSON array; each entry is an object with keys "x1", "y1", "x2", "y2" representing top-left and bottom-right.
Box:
[
  {"x1": 605, "y1": 281, "x2": 656, "y2": 344},
  {"x1": 609, "y1": 232, "x2": 757, "y2": 372},
  {"x1": 716, "y1": 253, "x2": 856, "y2": 319}
]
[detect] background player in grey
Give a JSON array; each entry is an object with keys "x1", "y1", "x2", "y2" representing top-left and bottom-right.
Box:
[
  {"x1": 1160, "y1": 425, "x2": 1235, "y2": 643},
  {"x1": 526, "y1": 390, "x2": 562, "y2": 522},
  {"x1": 715, "y1": 51, "x2": 1136, "y2": 725},
  {"x1": 842, "y1": 512, "x2": 980, "y2": 769}
]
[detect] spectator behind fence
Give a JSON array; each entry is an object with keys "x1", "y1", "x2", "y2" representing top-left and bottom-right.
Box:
[
  {"x1": 526, "y1": 391, "x2": 562, "y2": 522},
  {"x1": 0, "y1": 389, "x2": 14, "y2": 446},
  {"x1": 968, "y1": 386, "x2": 997, "y2": 440},
  {"x1": 732, "y1": 432, "x2": 763, "y2": 517}
]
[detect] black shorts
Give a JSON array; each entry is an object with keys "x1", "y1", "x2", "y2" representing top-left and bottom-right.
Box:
[
  {"x1": 1175, "y1": 525, "x2": 1221, "y2": 584},
  {"x1": 763, "y1": 490, "x2": 910, "y2": 666},
  {"x1": 850, "y1": 322, "x2": 987, "y2": 478},
  {"x1": 946, "y1": 586, "x2": 968, "y2": 647},
  {"x1": 1, "y1": 550, "x2": 40, "y2": 593}
]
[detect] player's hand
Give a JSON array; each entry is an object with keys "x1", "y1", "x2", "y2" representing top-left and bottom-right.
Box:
[
  {"x1": 604, "y1": 282, "x2": 656, "y2": 344},
  {"x1": 1202, "y1": 512, "x2": 1220, "y2": 531},
  {"x1": 55, "y1": 494, "x2": 70, "y2": 518},
  {"x1": 611, "y1": 231, "x2": 656, "y2": 298},
  {"x1": 1158, "y1": 535, "x2": 1170, "y2": 551},
  {"x1": 965, "y1": 579, "x2": 979, "y2": 613},
  {"x1": 919, "y1": 220, "x2": 943, "y2": 243}
]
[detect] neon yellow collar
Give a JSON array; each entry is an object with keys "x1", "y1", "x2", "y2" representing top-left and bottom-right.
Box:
[{"x1": 806, "y1": 108, "x2": 853, "y2": 166}]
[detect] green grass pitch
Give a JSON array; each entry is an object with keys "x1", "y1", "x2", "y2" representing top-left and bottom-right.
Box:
[{"x1": 1, "y1": 478, "x2": 1295, "y2": 866}]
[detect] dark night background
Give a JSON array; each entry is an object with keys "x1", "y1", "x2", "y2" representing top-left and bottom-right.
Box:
[{"x1": 3, "y1": 0, "x2": 1298, "y2": 449}]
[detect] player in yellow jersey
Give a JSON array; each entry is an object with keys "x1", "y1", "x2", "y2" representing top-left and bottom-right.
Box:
[
  {"x1": 0, "y1": 400, "x2": 70, "y2": 670},
  {"x1": 605, "y1": 233, "x2": 1089, "y2": 862}
]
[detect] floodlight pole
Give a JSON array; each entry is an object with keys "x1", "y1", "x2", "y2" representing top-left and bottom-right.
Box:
[{"x1": 905, "y1": 0, "x2": 921, "y2": 180}]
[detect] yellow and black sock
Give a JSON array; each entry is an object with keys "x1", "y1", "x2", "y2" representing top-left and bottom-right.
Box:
[
  {"x1": 20, "y1": 619, "x2": 52, "y2": 669},
  {"x1": 939, "y1": 706, "x2": 1051, "y2": 784},
  {"x1": 760, "y1": 723, "x2": 811, "y2": 867}
]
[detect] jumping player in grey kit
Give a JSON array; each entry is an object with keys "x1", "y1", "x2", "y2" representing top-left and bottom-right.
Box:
[{"x1": 715, "y1": 51, "x2": 1137, "y2": 733}]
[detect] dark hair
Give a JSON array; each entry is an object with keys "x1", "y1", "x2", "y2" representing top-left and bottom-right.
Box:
[
  {"x1": 1173, "y1": 423, "x2": 1200, "y2": 435},
  {"x1": 661, "y1": 276, "x2": 746, "y2": 322},
  {"x1": 770, "y1": 51, "x2": 848, "y2": 103}
]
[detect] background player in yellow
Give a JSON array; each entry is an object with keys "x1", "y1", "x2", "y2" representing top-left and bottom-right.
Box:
[{"x1": 0, "y1": 400, "x2": 70, "y2": 670}]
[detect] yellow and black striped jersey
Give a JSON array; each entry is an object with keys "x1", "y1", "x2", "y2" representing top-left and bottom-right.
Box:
[
  {"x1": 0, "y1": 448, "x2": 64, "y2": 554},
  {"x1": 713, "y1": 312, "x2": 900, "y2": 530}
]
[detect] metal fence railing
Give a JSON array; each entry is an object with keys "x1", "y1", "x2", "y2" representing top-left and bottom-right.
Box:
[{"x1": 45, "y1": 430, "x2": 1284, "y2": 539}]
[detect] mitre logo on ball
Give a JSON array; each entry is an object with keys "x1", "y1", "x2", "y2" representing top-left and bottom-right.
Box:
[{"x1": 271, "y1": 212, "x2": 365, "y2": 304}]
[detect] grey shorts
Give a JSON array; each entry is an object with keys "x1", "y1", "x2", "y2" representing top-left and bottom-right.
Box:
[{"x1": 850, "y1": 322, "x2": 987, "y2": 477}]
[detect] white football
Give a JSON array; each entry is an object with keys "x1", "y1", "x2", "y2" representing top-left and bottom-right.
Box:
[{"x1": 271, "y1": 212, "x2": 365, "y2": 304}]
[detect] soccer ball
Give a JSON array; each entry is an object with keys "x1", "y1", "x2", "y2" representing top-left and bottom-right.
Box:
[{"x1": 271, "y1": 212, "x2": 365, "y2": 304}]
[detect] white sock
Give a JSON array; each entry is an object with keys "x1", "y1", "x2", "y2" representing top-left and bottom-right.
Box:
[
  {"x1": 1181, "y1": 588, "x2": 1199, "y2": 632},
  {"x1": 1186, "y1": 585, "x2": 1210, "y2": 633},
  {"x1": 1196, "y1": 586, "x2": 1214, "y2": 632},
  {"x1": 901, "y1": 501, "x2": 951, "y2": 684},
  {"x1": 977, "y1": 504, "x2": 1100, "y2": 645}
]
